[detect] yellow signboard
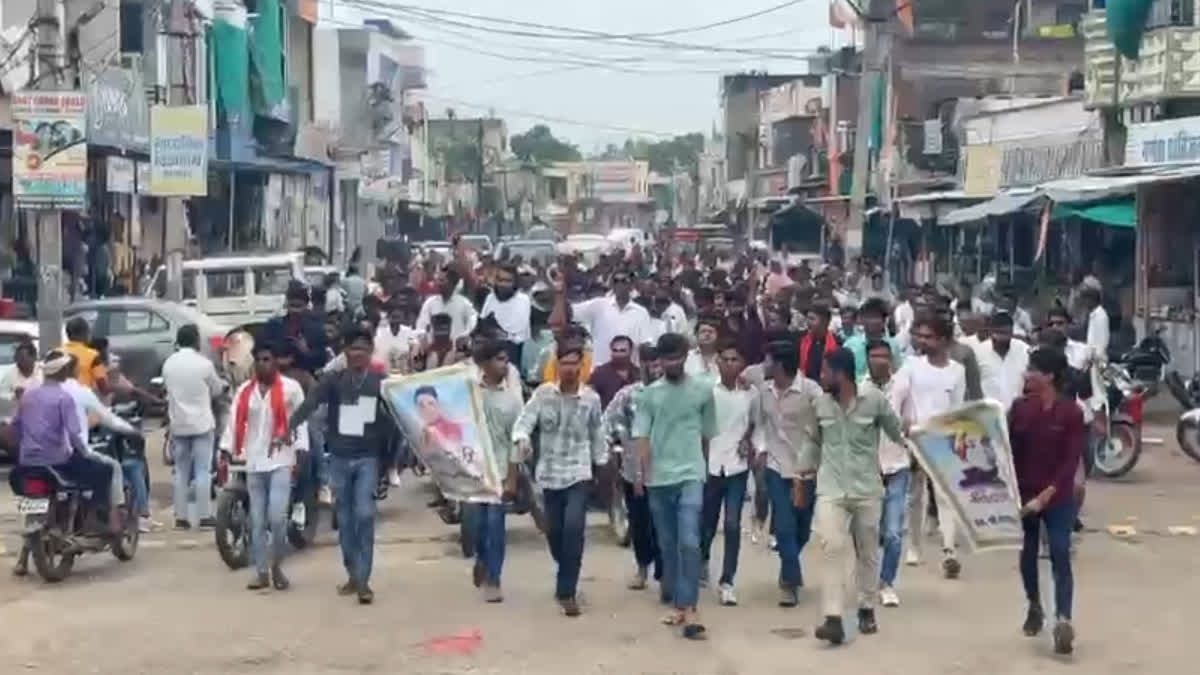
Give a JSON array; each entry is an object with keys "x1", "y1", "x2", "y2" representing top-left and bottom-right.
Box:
[
  {"x1": 963, "y1": 145, "x2": 1003, "y2": 198},
  {"x1": 150, "y1": 105, "x2": 208, "y2": 196}
]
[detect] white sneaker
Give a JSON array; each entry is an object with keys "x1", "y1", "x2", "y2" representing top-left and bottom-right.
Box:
[
  {"x1": 880, "y1": 585, "x2": 900, "y2": 608},
  {"x1": 905, "y1": 549, "x2": 921, "y2": 566},
  {"x1": 718, "y1": 582, "x2": 738, "y2": 606},
  {"x1": 387, "y1": 467, "x2": 402, "y2": 487},
  {"x1": 768, "y1": 535, "x2": 778, "y2": 551},
  {"x1": 318, "y1": 486, "x2": 333, "y2": 505}
]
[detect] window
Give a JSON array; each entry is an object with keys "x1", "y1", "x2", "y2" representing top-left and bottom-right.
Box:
[
  {"x1": 107, "y1": 309, "x2": 169, "y2": 335},
  {"x1": 205, "y1": 270, "x2": 247, "y2": 298},
  {"x1": 0, "y1": 333, "x2": 34, "y2": 365},
  {"x1": 254, "y1": 267, "x2": 294, "y2": 296},
  {"x1": 152, "y1": 269, "x2": 197, "y2": 299}
]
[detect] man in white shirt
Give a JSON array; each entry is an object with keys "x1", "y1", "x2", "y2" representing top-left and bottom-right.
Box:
[
  {"x1": 569, "y1": 269, "x2": 651, "y2": 366},
  {"x1": 891, "y1": 315, "x2": 967, "y2": 579},
  {"x1": 480, "y1": 263, "x2": 532, "y2": 355},
  {"x1": 699, "y1": 340, "x2": 760, "y2": 607},
  {"x1": 374, "y1": 302, "x2": 420, "y2": 374},
  {"x1": 161, "y1": 325, "x2": 227, "y2": 529},
  {"x1": 892, "y1": 287, "x2": 915, "y2": 342},
  {"x1": 415, "y1": 267, "x2": 478, "y2": 341},
  {"x1": 220, "y1": 341, "x2": 308, "y2": 591},
  {"x1": 684, "y1": 316, "x2": 721, "y2": 385},
  {"x1": 0, "y1": 341, "x2": 42, "y2": 419},
  {"x1": 975, "y1": 312, "x2": 1030, "y2": 412},
  {"x1": 1081, "y1": 287, "x2": 1109, "y2": 412}
]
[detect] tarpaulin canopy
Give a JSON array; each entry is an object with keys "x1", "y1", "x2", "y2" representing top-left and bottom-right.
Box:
[
  {"x1": 1107, "y1": 0, "x2": 1155, "y2": 59},
  {"x1": 939, "y1": 189, "x2": 1041, "y2": 226},
  {"x1": 1052, "y1": 199, "x2": 1136, "y2": 228}
]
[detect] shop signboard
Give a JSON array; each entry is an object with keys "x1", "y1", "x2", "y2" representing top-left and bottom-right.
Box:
[
  {"x1": 107, "y1": 156, "x2": 136, "y2": 193},
  {"x1": 150, "y1": 105, "x2": 208, "y2": 196},
  {"x1": 87, "y1": 67, "x2": 150, "y2": 152},
  {"x1": 1125, "y1": 116, "x2": 1200, "y2": 167},
  {"x1": 963, "y1": 145, "x2": 1002, "y2": 198},
  {"x1": 11, "y1": 90, "x2": 88, "y2": 208}
]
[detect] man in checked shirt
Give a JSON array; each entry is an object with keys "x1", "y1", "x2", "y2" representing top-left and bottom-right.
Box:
[{"x1": 514, "y1": 338, "x2": 609, "y2": 618}]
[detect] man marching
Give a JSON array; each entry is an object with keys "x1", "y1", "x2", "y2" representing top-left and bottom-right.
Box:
[{"x1": 222, "y1": 341, "x2": 309, "y2": 591}]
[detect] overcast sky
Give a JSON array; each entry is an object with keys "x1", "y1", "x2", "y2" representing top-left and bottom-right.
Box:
[{"x1": 325, "y1": 0, "x2": 840, "y2": 152}]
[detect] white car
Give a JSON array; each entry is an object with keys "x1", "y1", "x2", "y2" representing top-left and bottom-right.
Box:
[
  {"x1": 0, "y1": 319, "x2": 39, "y2": 366},
  {"x1": 145, "y1": 252, "x2": 305, "y2": 329},
  {"x1": 606, "y1": 227, "x2": 653, "y2": 253}
]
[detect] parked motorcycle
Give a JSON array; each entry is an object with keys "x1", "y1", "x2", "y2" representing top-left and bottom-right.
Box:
[
  {"x1": 1091, "y1": 362, "x2": 1146, "y2": 478},
  {"x1": 1112, "y1": 329, "x2": 1170, "y2": 398},
  {"x1": 8, "y1": 448, "x2": 139, "y2": 582},
  {"x1": 1166, "y1": 371, "x2": 1200, "y2": 464},
  {"x1": 213, "y1": 449, "x2": 322, "y2": 570}
]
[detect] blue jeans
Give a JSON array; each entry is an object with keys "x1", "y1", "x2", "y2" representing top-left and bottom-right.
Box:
[
  {"x1": 171, "y1": 431, "x2": 214, "y2": 525},
  {"x1": 764, "y1": 469, "x2": 816, "y2": 589},
  {"x1": 648, "y1": 480, "x2": 704, "y2": 610},
  {"x1": 879, "y1": 468, "x2": 911, "y2": 587},
  {"x1": 700, "y1": 471, "x2": 748, "y2": 585},
  {"x1": 471, "y1": 502, "x2": 507, "y2": 585},
  {"x1": 248, "y1": 467, "x2": 291, "y2": 575},
  {"x1": 122, "y1": 458, "x2": 149, "y2": 516},
  {"x1": 1021, "y1": 498, "x2": 1075, "y2": 620},
  {"x1": 543, "y1": 481, "x2": 589, "y2": 600},
  {"x1": 330, "y1": 455, "x2": 379, "y2": 586}
]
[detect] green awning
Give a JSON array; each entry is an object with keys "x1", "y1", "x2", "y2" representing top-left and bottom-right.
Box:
[{"x1": 1053, "y1": 199, "x2": 1136, "y2": 229}]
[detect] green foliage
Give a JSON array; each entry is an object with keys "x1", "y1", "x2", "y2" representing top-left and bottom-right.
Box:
[
  {"x1": 511, "y1": 124, "x2": 583, "y2": 164},
  {"x1": 607, "y1": 133, "x2": 705, "y2": 175}
]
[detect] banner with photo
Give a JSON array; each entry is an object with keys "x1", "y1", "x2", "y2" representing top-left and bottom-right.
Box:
[
  {"x1": 910, "y1": 400, "x2": 1023, "y2": 551},
  {"x1": 382, "y1": 365, "x2": 504, "y2": 504},
  {"x1": 149, "y1": 105, "x2": 208, "y2": 196},
  {"x1": 11, "y1": 91, "x2": 88, "y2": 207}
]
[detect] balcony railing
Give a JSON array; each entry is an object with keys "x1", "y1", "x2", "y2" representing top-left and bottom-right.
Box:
[{"x1": 1084, "y1": 10, "x2": 1200, "y2": 107}]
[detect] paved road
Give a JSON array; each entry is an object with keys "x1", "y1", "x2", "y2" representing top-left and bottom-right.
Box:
[{"x1": 1, "y1": 425, "x2": 1198, "y2": 674}]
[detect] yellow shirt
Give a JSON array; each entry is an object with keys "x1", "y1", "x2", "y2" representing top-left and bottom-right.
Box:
[
  {"x1": 64, "y1": 341, "x2": 107, "y2": 389},
  {"x1": 542, "y1": 349, "x2": 594, "y2": 384}
]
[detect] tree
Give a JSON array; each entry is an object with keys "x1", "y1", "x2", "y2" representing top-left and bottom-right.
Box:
[{"x1": 511, "y1": 124, "x2": 582, "y2": 164}]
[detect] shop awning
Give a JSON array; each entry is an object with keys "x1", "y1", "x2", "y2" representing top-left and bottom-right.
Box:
[
  {"x1": 940, "y1": 189, "x2": 1040, "y2": 226},
  {"x1": 1039, "y1": 164, "x2": 1200, "y2": 202},
  {"x1": 1052, "y1": 199, "x2": 1136, "y2": 228}
]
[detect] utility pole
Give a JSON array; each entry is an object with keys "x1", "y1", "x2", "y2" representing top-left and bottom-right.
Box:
[
  {"x1": 846, "y1": 0, "x2": 892, "y2": 258},
  {"x1": 34, "y1": 0, "x2": 65, "y2": 351},
  {"x1": 163, "y1": 0, "x2": 188, "y2": 302},
  {"x1": 476, "y1": 119, "x2": 485, "y2": 233}
]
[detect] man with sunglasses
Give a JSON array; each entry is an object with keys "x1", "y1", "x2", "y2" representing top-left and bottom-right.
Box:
[{"x1": 566, "y1": 268, "x2": 652, "y2": 367}]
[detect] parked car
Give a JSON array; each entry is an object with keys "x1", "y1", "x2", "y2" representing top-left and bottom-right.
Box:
[
  {"x1": 606, "y1": 227, "x2": 653, "y2": 253},
  {"x1": 145, "y1": 252, "x2": 305, "y2": 329},
  {"x1": 523, "y1": 225, "x2": 558, "y2": 242},
  {"x1": 64, "y1": 299, "x2": 235, "y2": 389},
  {"x1": 497, "y1": 239, "x2": 558, "y2": 266},
  {"x1": 0, "y1": 319, "x2": 40, "y2": 366},
  {"x1": 458, "y1": 234, "x2": 494, "y2": 256},
  {"x1": 559, "y1": 234, "x2": 613, "y2": 268},
  {"x1": 414, "y1": 241, "x2": 453, "y2": 259}
]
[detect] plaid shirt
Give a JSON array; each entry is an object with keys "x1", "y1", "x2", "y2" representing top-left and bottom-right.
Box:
[
  {"x1": 603, "y1": 381, "x2": 645, "y2": 484},
  {"x1": 513, "y1": 382, "x2": 609, "y2": 490}
]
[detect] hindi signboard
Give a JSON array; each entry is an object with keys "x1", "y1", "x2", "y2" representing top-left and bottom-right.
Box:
[
  {"x1": 910, "y1": 400, "x2": 1024, "y2": 551},
  {"x1": 150, "y1": 105, "x2": 208, "y2": 196},
  {"x1": 11, "y1": 91, "x2": 88, "y2": 207},
  {"x1": 382, "y1": 365, "x2": 504, "y2": 503}
]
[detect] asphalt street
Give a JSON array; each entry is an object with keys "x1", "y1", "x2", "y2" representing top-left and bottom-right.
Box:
[{"x1": 1, "y1": 421, "x2": 1198, "y2": 674}]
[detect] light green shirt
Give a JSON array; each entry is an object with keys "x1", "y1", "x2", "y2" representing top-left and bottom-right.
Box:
[
  {"x1": 810, "y1": 387, "x2": 905, "y2": 499},
  {"x1": 632, "y1": 375, "x2": 716, "y2": 487},
  {"x1": 477, "y1": 374, "x2": 524, "y2": 478}
]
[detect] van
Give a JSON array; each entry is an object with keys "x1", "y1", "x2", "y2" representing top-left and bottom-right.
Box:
[{"x1": 146, "y1": 252, "x2": 305, "y2": 329}]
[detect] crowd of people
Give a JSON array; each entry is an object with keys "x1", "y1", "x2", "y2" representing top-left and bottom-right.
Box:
[{"x1": 3, "y1": 235, "x2": 1110, "y2": 657}]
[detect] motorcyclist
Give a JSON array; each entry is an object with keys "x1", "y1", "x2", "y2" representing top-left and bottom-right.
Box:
[{"x1": 10, "y1": 351, "x2": 116, "y2": 575}]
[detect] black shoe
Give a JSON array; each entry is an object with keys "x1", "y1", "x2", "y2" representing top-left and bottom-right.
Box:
[
  {"x1": 271, "y1": 567, "x2": 290, "y2": 591},
  {"x1": 247, "y1": 573, "x2": 270, "y2": 590},
  {"x1": 1073, "y1": 518, "x2": 1084, "y2": 533},
  {"x1": 942, "y1": 553, "x2": 961, "y2": 579},
  {"x1": 173, "y1": 519, "x2": 191, "y2": 530},
  {"x1": 857, "y1": 608, "x2": 878, "y2": 635},
  {"x1": 1023, "y1": 604, "x2": 1045, "y2": 636},
  {"x1": 357, "y1": 584, "x2": 375, "y2": 605},
  {"x1": 337, "y1": 580, "x2": 358, "y2": 596},
  {"x1": 198, "y1": 517, "x2": 217, "y2": 529},
  {"x1": 814, "y1": 616, "x2": 845, "y2": 645},
  {"x1": 1052, "y1": 620, "x2": 1074, "y2": 655},
  {"x1": 472, "y1": 561, "x2": 485, "y2": 588}
]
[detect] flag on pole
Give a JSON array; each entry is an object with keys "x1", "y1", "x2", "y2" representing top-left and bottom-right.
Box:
[{"x1": 1034, "y1": 201, "x2": 1052, "y2": 262}]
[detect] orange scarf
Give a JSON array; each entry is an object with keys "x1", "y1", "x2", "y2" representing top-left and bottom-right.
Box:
[{"x1": 234, "y1": 377, "x2": 288, "y2": 458}]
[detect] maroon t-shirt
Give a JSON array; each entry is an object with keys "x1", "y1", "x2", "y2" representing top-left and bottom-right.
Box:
[{"x1": 1008, "y1": 396, "x2": 1085, "y2": 509}]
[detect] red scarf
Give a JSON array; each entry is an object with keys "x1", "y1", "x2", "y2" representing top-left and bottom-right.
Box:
[{"x1": 234, "y1": 376, "x2": 289, "y2": 458}]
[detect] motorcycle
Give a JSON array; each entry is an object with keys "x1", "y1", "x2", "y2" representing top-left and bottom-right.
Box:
[
  {"x1": 1112, "y1": 328, "x2": 1170, "y2": 398},
  {"x1": 1091, "y1": 361, "x2": 1146, "y2": 478},
  {"x1": 1166, "y1": 371, "x2": 1200, "y2": 464},
  {"x1": 213, "y1": 449, "x2": 322, "y2": 570},
  {"x1": 8, "y1": 446, "x2": 139, "y2": 582}
]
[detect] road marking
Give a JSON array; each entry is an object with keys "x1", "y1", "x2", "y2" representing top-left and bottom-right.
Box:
[
  {"x1": 140, "y1": 540, "x2": 167, "y2": 549},
  {"x1": 1107, "y1": 524, "x2": 1137, "y2": 537},
  {"x1": 1167, "y1": 526, "x2": 1197, "y2": 536}
]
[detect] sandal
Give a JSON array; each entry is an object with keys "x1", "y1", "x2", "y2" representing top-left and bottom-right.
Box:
[
  {"x1": 682, "y1": 623, "x2": 708, "y2": 640},
  {"x1": 660, "y1": 611, "x2": 685, "y2": 626}
]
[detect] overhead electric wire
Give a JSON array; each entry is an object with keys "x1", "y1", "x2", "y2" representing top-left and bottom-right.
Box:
[
  {"x1": 611, "y1": 0, "x2": 811, "y2": 38},
  {"x1": 337, "y1": 0, "x2": 821, "y2": 60},
  {"x1": 421, "y1": 93, "x2": 677, "y2": 137}
]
